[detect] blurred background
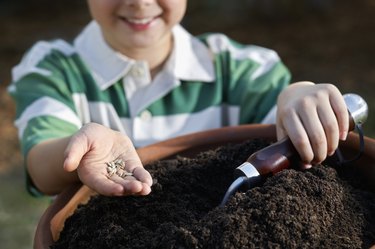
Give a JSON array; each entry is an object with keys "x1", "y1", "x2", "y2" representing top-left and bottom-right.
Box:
[{"x1": 1, "y1": 0, "x2": 375, "y2": 248}]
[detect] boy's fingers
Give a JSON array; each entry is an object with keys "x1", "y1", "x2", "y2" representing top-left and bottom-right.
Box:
[
  {"x1": 298, "y1": 107, "x2": 327, "y2": 163},
  {"x1": 299, "y1": 162, "x2": 313, "y2": 170},
  {"x1": 276, "y1": 122, "x2": 287, "y2": 141},
  {"x1": 132, "y1": 167, "x2": 153, "y2": 187},
  {"x1": 89, "y1": 174, "x2": 125, "y2": 196},
  {"x1": 106, "y1": 174, "x2": 151, "y2": 196},
  {"x1": 282, "y1": 111, "x2": 314, "y2": 164},
  {"x1": 63, "y1": 135, "x2": 88, "y2": 172},
  {"x1": 139, "y1": 183, "x2": 152, "y2": 195},
  {"x1": 317, "y1": 105, "x2": 339, "y2": 156},
  {"x1": 329, "y1": 89, "x2": 349, "y2": 140},
  {"x1": 123, "y1": 150, "x2": 153, "y2": 187}
]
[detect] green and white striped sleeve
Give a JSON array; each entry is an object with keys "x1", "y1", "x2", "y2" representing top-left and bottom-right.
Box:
[
  {"x1": 8, "y1": 40, "x2": 83, "y2": 157},
  {"x1": 202, "y1": 33, "x2": 291, "y2": 124}
]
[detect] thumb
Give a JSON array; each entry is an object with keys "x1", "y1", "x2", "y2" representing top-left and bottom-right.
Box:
[{"x1": 63, "y1": 134, "x2": 89, "y2": 172}]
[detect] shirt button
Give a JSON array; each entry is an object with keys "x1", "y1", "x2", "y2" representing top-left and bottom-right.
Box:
[
  {"x1": 132, "y1": 66, "x2": 144, "y2": 77},
  {"x1": 140, "y1": 110, "x2": 152, "y2": 122}
]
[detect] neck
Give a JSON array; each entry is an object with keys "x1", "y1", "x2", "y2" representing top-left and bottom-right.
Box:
[
  {"x1": 120, "y1": 35, "x2": 172, "y2": 79},
  {"x1": 128, "y1": 47, "x2": 170, "y2": 78}
]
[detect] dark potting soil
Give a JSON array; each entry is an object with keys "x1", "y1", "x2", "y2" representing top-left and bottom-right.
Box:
[{"x1": 52, "y1": 139, "x2": 375, "y2": 249}]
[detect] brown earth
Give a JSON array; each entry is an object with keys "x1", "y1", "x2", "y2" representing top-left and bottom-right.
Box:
[{"x1": 51, "y1": 139, "x2": 375, "y2": 249}]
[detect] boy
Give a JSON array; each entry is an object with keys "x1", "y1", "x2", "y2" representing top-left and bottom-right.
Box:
[{"x1": 8, "y1": 0, "x2": 348, "y2": 197}]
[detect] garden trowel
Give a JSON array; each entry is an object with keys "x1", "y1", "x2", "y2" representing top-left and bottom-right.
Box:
[{"x1": 220, "y1": 93, "x2": 368, "y2": 207}]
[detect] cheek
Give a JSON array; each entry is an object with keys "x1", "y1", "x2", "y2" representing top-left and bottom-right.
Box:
[
  {"x1": 160, "y1": 0, "x2": 187, "y2": 19},
  {"x1": 88, "y1": 0, "x2": 119, "y2": 24}
]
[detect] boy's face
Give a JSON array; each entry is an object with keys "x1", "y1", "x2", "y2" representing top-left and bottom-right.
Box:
[{"x1": 87, "y1": 0, "x2": 187, "y2": 54}]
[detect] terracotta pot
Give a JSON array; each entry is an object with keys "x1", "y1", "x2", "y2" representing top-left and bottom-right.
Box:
[{"x1": 33, "y1": 124, "x2": 375, "y2": 249}]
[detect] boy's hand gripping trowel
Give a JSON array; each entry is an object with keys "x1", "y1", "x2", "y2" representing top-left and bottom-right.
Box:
[{"x1": 220, "y1": 93, "x2": 368, "y2": 207}]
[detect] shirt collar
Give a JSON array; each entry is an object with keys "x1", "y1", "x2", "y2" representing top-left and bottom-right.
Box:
[
  {"x1": 74, "y1": 21, "x2": 215, "y2": 90},
  {"x1": 172, "y1": 24, "x2": 215, "y2": 82}
]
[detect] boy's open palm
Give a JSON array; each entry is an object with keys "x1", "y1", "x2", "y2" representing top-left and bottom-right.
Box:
[{"x1": 63, "y1": 123, "x2": 153, "y2": 196}]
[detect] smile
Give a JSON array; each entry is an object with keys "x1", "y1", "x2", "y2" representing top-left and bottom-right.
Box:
[
  {"x1": 126, "y1": 17, "x2": 155, "y2": 25},
  {"x1": 119, "y1": 15, "x2": 159, "y2": 31}
]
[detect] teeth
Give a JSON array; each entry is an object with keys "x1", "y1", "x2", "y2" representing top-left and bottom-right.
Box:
[{"x1": 127, "y1": 17, "x2": 153, "y2": 24}]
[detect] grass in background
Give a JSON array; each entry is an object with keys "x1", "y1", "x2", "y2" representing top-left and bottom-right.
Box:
[{"x1": 0, "y1": 167, "x2": 50, "y2": 249}]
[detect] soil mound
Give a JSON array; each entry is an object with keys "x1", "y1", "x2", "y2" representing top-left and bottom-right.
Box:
[{"x1": 52, "y1": 140, "x2": 375, "y2": 249}]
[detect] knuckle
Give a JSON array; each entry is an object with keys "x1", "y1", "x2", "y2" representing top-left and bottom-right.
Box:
[
  {"x1": 277, "y1": 108, "x2": 294, "y2": 123},
  {"x1": 318, "y1": 83, "x2": 338, "y2": 93},
  {"x1": 295, "y1": 97, "x2": 312, "y2": 112},
  {"x1": 312, "y1": 84, "x2": 339, "y2": 101},
  {"x1": 324, "y1": 83, "x2": 339, "y2": 93}
]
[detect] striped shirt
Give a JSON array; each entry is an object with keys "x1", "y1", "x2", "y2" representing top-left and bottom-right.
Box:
[{"x1": 9, "y1": 21, "x2": 290, "y2": 157}]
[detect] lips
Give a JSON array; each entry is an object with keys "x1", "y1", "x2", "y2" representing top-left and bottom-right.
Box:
[{"x1": 120, "y1": 15, "x2": 159, "y2": 31}]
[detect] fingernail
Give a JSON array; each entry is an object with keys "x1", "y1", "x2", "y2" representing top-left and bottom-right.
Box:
[{"x1": 300, "y1": 163, "x2": 312, "y2": 169}]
